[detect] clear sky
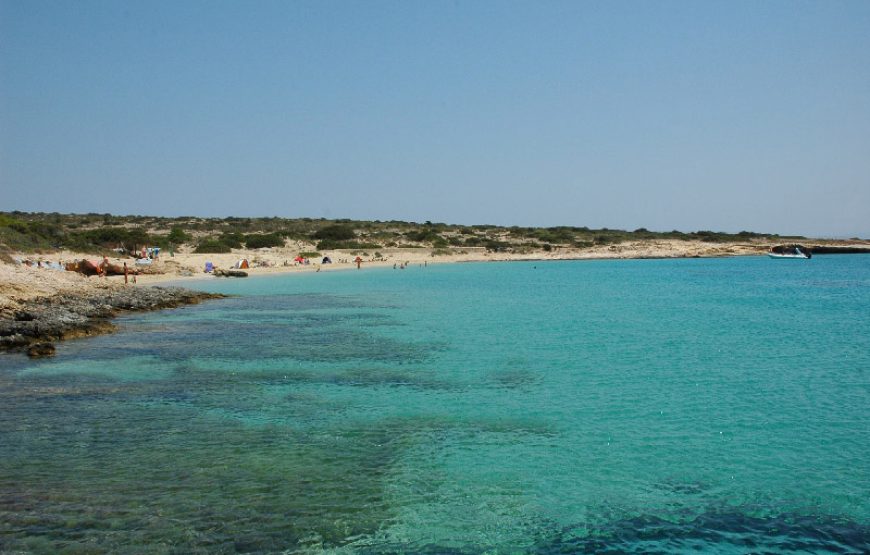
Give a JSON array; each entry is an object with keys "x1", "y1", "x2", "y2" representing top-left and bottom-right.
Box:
[{"x1": 1, "y1": 1, "x2": 868, "y2": 237}]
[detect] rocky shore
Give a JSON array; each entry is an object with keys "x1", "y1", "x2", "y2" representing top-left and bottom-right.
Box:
[{"x1": 0, "y1": 286, "x2": 224, "y2": 357}]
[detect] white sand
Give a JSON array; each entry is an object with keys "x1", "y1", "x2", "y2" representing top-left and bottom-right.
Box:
[{"x1": 5, "y1": 237, "x2": 864, "y2": 311}]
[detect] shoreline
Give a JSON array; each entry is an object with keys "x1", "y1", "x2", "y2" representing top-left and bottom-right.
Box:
[
  {"x1": 0, "y1": 287, "x2": 226, "y2": 357},
  {"x1": 0, "y1": 263, "x2": 225, "y2": 356},
  {"x1": 3, "y1": 240, "x2": 868, "y2": 356},
  {"x1": 113, "y1": 241, "x2": 870, "y2": 287},
  {"x1": 33, "y1": 239, "x2": 771, "y2": 288}
]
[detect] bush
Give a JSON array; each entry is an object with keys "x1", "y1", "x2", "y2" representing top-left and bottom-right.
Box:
[
  {"x1": 533, "y1": 227, "x2": 576, "y2": 244},
  {"x1": 244, "y1": 233, "x2": 284, "y2": 249},
  {"x1": 463, "y1": 236, "x2": 485, "y2": 246},
  {"x1": 484, "y1": 240, "x2": 510, "y2": 252},
  {"x1": 68, "y1": 227, "x2": 151, "y2": 251},
  {"x1": 167, "y1": 227, "x2": 189, "y2": 244},
  {"x1": 219, "y1": 233, "x2": 243, "y2": 249},
  {"x1": 316, "y1": 240, "x2": 381, "y2": 250},
  {"x1": 405, "y1": 230, "x2": 441, "y2": 243},
  {"x1": 314, "y1": 225, "x2": 355, "y2": 241},
  {"x1": 0, "y1": 215, "x2": 64, "y2": 250},
  {"x1": 194, "y1": 240, "x2": 232, "y2": 253}
]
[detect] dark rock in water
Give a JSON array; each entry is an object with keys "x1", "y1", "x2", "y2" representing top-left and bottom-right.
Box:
[
  {"x1": 0, "y1": 286, "x2": 226, "y2": 354},
  {"x1": 27, "y1": 342, "x2": 56, "y2": 358},
  {"x1": 214, "y1": 269, "x2": 248, "y2": 277}
]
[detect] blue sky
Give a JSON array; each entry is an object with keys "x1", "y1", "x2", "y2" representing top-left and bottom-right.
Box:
[{"x1": 1, "y1": 1, "x2": 868, "y2": 237}]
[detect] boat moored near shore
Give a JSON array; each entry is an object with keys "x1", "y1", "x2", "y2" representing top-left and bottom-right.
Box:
[{"x1": 768, "y1": 245, "x2": 811, "y2": 259}]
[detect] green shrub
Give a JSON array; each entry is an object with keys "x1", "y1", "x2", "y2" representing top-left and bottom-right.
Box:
[
  {"x1": 244, "y1": 233, "x2": 284, "y2": 249},
  {"x1": 314, "y1": 225, "x2": 356, "y2": 241},
  {"x1": 692, "y1": 230, "x2": 734, "y2": 243},
  {"x1": 167, "y1": 227, "x2": 189, "y2": 244},
  {"x1": 194, "y1": 240, "x2": 233, "y2": 253},
  {"x1": 484, "y1": 240, "x2": 510, "y2": 252},
  {"x1": 316, "y1": 240, "x2": 381, "y2": 250},
  {"x1": 0, "y1": 211, "x2": 776, "y2": 256},
  {"x1": 463, "y1": 236, "x2": 485, "y2": 246},
  {"x1": 404, "y1": 230, "x2": 441, "y2": 243},
  {"x1": 67, "y1": 227, "x2": 151, "y2": 251},
  {"x1": 533, "y1": 227, "x2": 576, "y2": 244},
  {"x1": 219, "y1": 233, "x2": 243, "y2": 249}
]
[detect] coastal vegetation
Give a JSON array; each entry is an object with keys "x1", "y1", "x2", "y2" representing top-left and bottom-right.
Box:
[{"x1": 0, "y1": 211, "x2": 816, "y2": 257}]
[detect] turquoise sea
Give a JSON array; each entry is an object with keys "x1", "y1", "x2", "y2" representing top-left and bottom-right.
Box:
[{"x1": 2, "y1": 256, "x2": 869, "y2": 553}]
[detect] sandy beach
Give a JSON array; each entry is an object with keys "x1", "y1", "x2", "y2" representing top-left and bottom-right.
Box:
[
  {"x1": 3, "y1": 238, "x2": 868, "y2": 355},
  {"x1": 4, "y1": 237, "x2": 869, "y2": 307}
]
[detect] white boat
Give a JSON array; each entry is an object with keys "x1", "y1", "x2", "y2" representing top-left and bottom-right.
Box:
[{"x1": 767, "y1": 248, "x2": 810, "y2": 259}]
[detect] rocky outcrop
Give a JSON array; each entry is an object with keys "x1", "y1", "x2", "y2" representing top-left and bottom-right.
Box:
[
  {"x1": 807, "y1": 245, "x2": 870, "y2": 254},
  {"x1": 214, "y1": 269, "x2": 248, "y2": 277},
  {"x1": 771, "y1": 244, "x2": 870, "y2": 255},
  {"x1": 0, "y1": 287, "x2": 225, "y2": 356}
]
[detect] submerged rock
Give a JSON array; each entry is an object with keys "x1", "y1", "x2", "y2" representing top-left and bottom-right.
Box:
[
  {"x1": 0, "y1": 286, "x2": 225, "y2": 354},
  {"x1": 26, "y1": 342, "x2": 56, "y2": 358},
  {"x1": 214, "y1": 269, "x2": 248, "y2": 277}
]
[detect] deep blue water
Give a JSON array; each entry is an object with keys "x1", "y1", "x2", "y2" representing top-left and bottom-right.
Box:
[{"x1": 2, "y1": 256, "x2": 869, "y2": 553}]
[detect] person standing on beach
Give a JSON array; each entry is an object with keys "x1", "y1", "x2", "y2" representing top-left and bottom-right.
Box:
[{"x1": 123, "y1": 262, "x2": 129, "y2": 284}]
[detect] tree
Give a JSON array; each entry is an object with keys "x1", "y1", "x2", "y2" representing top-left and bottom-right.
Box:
[{"x1": 167, "y1": 227, "x2": 189, "y2": 244}]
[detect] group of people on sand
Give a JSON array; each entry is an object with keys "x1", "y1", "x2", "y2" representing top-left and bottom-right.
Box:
[
  {"x1": 98, "y1": 256, "x2": 136, "y2": 283},
  {"x1": 15, "y1": 258, "x2": 65, "y2": 270},
  {"x1": 140, "y1": 246, "x2": 160, "y2": 260},
  {"x1": 57, "y1": 256, "x2": 138, "y2": 283}
]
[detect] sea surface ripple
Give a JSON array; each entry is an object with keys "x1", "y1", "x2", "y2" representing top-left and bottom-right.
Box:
[{"x1": 1, "y1": 256, "x2": 869, "y2": 553}]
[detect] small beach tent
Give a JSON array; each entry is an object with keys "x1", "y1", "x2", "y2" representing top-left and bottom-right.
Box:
[
  {"x1": 234, "y1": 259, "x2": 250, "y2": 269},
  {"x1": 205, "y1": 262, "x2": 214, "y2": 273},
  {"x1": 322, "y1": 256, "x2": 332, "y2": 264}
]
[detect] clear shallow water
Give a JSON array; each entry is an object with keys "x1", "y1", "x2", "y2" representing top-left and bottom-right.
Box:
[{"x1": 2, "y1": 256, "x2": 869, "y2": 553}]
